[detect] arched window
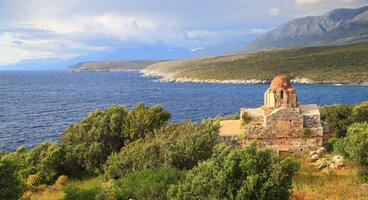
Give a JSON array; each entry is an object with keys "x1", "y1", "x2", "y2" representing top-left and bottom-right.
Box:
[{"x1": 280, "y1": 90, "x2": 284, "y2": 99}]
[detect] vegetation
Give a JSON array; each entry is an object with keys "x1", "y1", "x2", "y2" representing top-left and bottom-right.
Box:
[
  {"x1": 69, "y1": 60, "x2": 163, "y2": 72},
  {"x1": 0, "y1": 158, "x2": 24, "y2": 200},
  {"x1": 292, "y1": 159, "x2": 368, "y2": 200},
  {"x1": 168, "y1": 143, "x2": 300, "y2": 200},
  {"x1": 103, "y1": 119, "x2": 220, "y2": 179},
  {"x1": 320, "y1": 101, "x2": 368, "y2": 137},
  {"x1": 321, "y1": 101, "x2": 368, "y2": 182},
  {"x1": 1, "y1": 100, "x2": 368, "y2": 199},
  {"x1": 345, "y1": 122, "x2": 368, "y2": 181},
  {"x1": 61, "y1": 103, "x2": 170, "y2": 174},
  {"x1": 143, "y1": 42, "x2": 368, "y2": 84}
]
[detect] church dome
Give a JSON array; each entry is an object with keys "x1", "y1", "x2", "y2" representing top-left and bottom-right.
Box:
[{"x1": 270, "y1": 75, "x2": 292, "y2": 90}]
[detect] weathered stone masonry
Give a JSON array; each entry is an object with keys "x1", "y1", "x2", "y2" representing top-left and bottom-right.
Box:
[{"x1": 219, "y1": 75, "x2": 330, "y2": 156}]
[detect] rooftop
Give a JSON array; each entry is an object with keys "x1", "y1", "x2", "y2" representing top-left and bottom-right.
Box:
[{"x1": 269, "y1": 75, "x2": 292, "y2": 90}]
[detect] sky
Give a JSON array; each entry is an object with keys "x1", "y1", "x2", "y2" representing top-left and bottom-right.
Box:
[{"x1": 0, "y1": 0, "x2": 367, "y2": 65}]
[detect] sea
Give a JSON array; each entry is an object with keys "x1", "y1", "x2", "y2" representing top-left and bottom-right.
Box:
[{"x1": 0, "y1": 71, "x2": 367, "y2": 151}]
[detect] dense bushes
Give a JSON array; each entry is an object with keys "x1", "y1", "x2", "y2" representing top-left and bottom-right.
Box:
[
  {"x1": 320, "y1": 104, "x2": 353, "y2": 137},
  {"x1": 320, "y1": 101, "x2": 368, "y2": 137},
  {"x1": 168, "y1": 143, "x2": 300, "y2": 200},
  {"x1": 0, "y1": 102, "x2": 314, "y2": 199},
  {"x1": 345, "y1": 122, "x2": 368, "y2": 181},
  {"x1": 62, "y1": 103, "x2": 170, "y2": 173},
  {"x1": 104, "y1": 119, "x2": 220, "y2": 179},
  {"x1": 113, "y1": 168, "x2": 185, "y2": 200},
  {"x1": 0, "y1": 158, "x2": 24, "y2": 200},
  {"x1": 2, "y1": 142, "x2": 65, "y2": 186},
  {"x1": 321, "y1": 101, "x2": 368, "y2": 181}
]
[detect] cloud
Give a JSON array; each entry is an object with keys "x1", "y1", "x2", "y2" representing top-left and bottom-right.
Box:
[
  {"x1": 270, "y1": 8, "x2": 282, "y2": 16},
  {"x1": 249, "y1": 28, "x2": 272, "y2": 35},
  {"x1": 296, "y1": 0, "x2": 322, "y2": 6},
  {"x1": 294, "y1": 0, "x2": 367, "y2": 15},
  {"x1": 0, "y1": 0, "x2": 367, "y2": 65}
]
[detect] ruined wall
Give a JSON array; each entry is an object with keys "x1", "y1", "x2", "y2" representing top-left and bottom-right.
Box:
[{"x1": 265, "y1": 108, "x2": 303, "y2": 137}]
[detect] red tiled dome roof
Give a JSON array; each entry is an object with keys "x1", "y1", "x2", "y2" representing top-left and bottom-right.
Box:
[{"x1": 270, "y1": 75, "x2": 292, "y2": 90}]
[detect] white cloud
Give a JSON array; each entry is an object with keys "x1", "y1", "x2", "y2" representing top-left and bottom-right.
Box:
[
  {"x1": 190, "y1": 47, "x2": 204, "y2": 52},
  {"x1": 249, "y1": 28, "x2": 271, "y2": 34},
  {"x1": 296, "y1": 0, "x2": 322, "y2": 6},
  {"x1": 270, "y1": 8, "x2": 282, "y2": 16},
  {"x1": 0, "y1": 0, "x2": 367, "y2": 65}
]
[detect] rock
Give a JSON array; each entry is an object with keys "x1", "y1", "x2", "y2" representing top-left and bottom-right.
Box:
[
  {"x1": 335, "y1": 161, "x2": 345, "y2": 169},
  {"x1": 310, "y1": 151, "x2": 317, "y2": 156},
  {"x1": 317, "y1": 147, "x2": 326, "y2": 157},
  {"x1": 311, "y1": 154, "x2": 319, "y2": 162},
  {"x1": 332, "y1": 155, "x2": 344, "y2": 163}
]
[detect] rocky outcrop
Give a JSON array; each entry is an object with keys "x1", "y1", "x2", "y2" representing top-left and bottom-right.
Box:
[{"x1": 310, "y1": 148, "x2": 345, "y2": 171}]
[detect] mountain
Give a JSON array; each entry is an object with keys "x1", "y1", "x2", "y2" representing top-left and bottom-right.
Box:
[
  {"x1": 241, "y1": 6, "x2": 368, "y2": 52},
  {"x1": 0, "y1": 43, "x2": 243, "y2": 71},
  {"x1": 69, "y1": 60, "x2": 163, "y2": 72},
  {"x1": 142, "y1": 42, "x2": 368, "y2": 84}
]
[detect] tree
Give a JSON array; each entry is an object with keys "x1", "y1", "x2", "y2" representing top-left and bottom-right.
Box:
[
  {"x1": 114, "y1": 168, "x2": 185, "y2": 200},
  {"x1": 103, "y1": 119, "x2": 220, "y2": 179},
  {"x1": 320, "y1": 104, "x2": 353, "y2": 137},
  {"x1": 168, "y1": 143, "x2": 300, "y2": 200},
  {"x1": 344, "y1": 122, "x2": 368, "y2": 181},
  {"x1": 125, "y1": 102, "x2": 171, "y2": 142},
  {"x1": 62, "y1": 103, "x2": 171, "y2": 174},
  {"x1": 352, "y1": 101, "x2": 368, "y2": 123},
  {"x1": 0, "y1": 158, "x2": 24, "y2": 200}
]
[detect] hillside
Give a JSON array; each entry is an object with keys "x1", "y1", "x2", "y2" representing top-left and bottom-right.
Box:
[
  {"x1": 142, "y1": 43, "x2": 368, "y2": 84},
  {"x1": 241, "y1": 6, "x2": 368, "y2": 52},
  {"x1": 69, "y1": 60, "x2": 164, "y2": 72}
]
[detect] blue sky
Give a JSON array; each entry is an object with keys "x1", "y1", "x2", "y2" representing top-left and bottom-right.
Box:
[{"x1": 0, "y1": 0, "x2": 367, "y2": 65}]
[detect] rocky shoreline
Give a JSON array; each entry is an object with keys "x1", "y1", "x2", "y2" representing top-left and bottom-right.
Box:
[{"x1": 141, "y1": 71, "x2": 317, "y2": 84}]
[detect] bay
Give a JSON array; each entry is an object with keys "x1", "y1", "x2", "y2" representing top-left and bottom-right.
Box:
[{"x1": 0, "y1": 71, "x2": 367, "y2": 151}]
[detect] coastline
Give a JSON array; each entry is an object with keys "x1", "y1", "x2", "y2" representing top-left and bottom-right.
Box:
[
  {"x1": 68, "y1": 69, "x2": 368, "y2": 85},
  {"x1": 140, "y1": 70, "x2": 368, "y2": 85}
]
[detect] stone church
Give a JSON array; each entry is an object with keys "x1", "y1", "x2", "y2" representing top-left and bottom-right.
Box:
[{"x1": 219, "y1": 75, "x2": 329, "y2": 155}]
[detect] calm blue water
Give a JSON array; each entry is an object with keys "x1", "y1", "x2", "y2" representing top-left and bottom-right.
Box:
[{"x1": 0, "y1": 71, "x2": 367, "y2": 151}]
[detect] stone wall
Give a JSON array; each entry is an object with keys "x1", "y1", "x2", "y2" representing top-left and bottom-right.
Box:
[{"x1": 265, "y1": 108, "x2": 304, "y2": 138}]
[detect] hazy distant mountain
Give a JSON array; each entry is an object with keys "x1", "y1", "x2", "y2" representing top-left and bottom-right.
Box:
[
  {"x1": 0, "y1": 43, "x2": 242, "y2": 70},
  {"x1": 241, "y1": 6, "x2": 368, "y2": 52}
]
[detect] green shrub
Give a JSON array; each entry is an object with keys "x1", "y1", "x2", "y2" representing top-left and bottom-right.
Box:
[
  {"x1": 332, "y1": 138, "x2": 346, "y2": 156},
  {"x1": 62, "y1": 185, "x2": 103, "y2": 200},
  {"x1": 320, "y1": 104, "x2": 353, "y2": 137},
  {"x1": 125, "y1": 103, "x2": 171, "y2": 142},
  {"x1": 168, "y1": 142, "x2": 300, "y2": 200},
  {"x1": 114, "y1": 168, "x2": 185, "y2": 200},
  {"x1": 352, "y1": 101, "x2": 368, "y2": 123},
  {"x1": 241, "y1": 111, "x2": 252, "y2": 124},
  {"x1": 0, "y1": 158, "x2": 24, "y2": 200},
  {"x1": 62, "y1": 103, "x2": 170, "y2": 174},
  {"x1": 104, "y1": 119, "x2": 220, "y2": 179},
  {"x1": 345, "y1": 123, "x2": 368, "y2": 165},
  {"x1": 344, "y1": 122, "x2": 368, "y2": 181}
]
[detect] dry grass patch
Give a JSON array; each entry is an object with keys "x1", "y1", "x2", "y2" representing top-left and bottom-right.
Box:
[{"x1": 292, "y1": 159, "x2": 368, "y2": 200}]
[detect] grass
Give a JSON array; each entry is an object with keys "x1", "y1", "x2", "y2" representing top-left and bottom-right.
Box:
[
  {"x1": 144, "y1": 43, "x2": 368, "y2": 84},
  {"x1": 22, "y1": 156, "x2": 368, "y2": 200},
  {"x1": 21, "y1": 176, "x2": 104, "y2": 200},
  {"x1": 291, "y1": 159, "x2": 368, "y2": 200}
]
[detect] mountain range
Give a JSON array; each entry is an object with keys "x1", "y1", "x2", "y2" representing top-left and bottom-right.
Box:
[{"x1": 241, "y1": 6, "x2": 368, "y2": 52}]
